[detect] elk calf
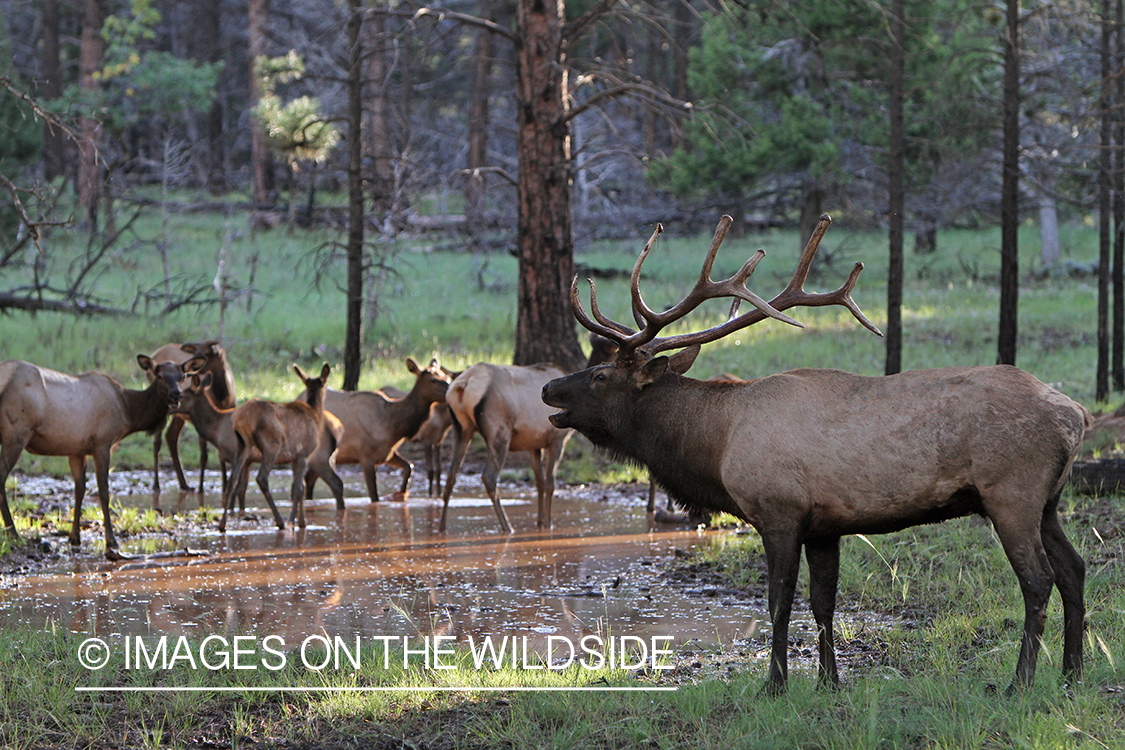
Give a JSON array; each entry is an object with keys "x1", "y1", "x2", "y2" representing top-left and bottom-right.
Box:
[
  {"x1": 147, "y1": 340, "x2": 236, "y2": 493},
  {"x1": 0, "y1": 356, "x2": 186, "y2": 559},
  {"x1": 542, "y1": 215, "x2": 1091, "y2": 693},
  {"x1": 173, "y1": 371, "x2": 344, "y2": 516},
  {"x1": 306, "y1": 357, "x2": 450, "y2": 503},
  {"x1": 222, "y1": 363, "x2": 333, "y2": 531}
]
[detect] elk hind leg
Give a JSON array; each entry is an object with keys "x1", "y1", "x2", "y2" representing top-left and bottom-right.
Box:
[
  {"x1": 805, "y1": 537, "x2": 841, "y2": 688},
  {"x1": 165, "y1": 416, "x2": 191, "y2": 491},
  {"x1": 92, "y1": 447, "x2": 121, "y2": 558},
  {"x1": 990, "y1": 507, "x2": 1055, "y2": 691},
  {"x1": 289, "y1": 456, "x2": 308, "y2": 527},
  {"x1": 253, "y1": 453, "x2": 285, "y2": 529},
  {"x1": 0, "y1": 431, "x2": 29, "y2": 538},
  {"x1": 439, "y1": 421, "x2": 474, "y2": 532},
  {"x1": 67, "y1": 454, "x2": 88, "y2": 547},
  {"x1": 1041, "y1": 501, "x2": 1085, "y2": 681},
  {"x1": 387, "y1": 449, "x2": 412, "y2": 502},
  {"x1": 480, "y1": 426, "x2": 513, "y2": 534}
]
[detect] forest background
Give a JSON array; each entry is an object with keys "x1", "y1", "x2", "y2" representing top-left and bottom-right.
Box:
[{"x1": 0, "y1": 0, "x2": 1121, "y2": 395}]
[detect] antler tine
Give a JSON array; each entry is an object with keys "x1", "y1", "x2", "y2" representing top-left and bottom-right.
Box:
[
  {"x1": 570, "y1": 276, "x2": 635, "y2": 344},
  {"x1": 630, "y1": 222, "x2": 664, "y2": 329},
  {"x1": 643, "y1": 213, "x2": 881, "y2": 355},
  {"x1": 586, "y1": 278, "x2": 635, "y2": 336}
]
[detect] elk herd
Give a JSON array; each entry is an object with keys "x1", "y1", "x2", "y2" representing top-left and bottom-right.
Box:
[{"x1": 0, "y1": 214, "x2": 1097, "y2": 693}]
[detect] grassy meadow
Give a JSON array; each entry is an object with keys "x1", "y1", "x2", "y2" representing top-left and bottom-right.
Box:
[{"x1": 2, "y1": 202, "x2": 1124, "y2": 748}]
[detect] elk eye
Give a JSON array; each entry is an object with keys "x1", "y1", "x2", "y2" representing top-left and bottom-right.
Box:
[{"x1": 592, "y1": 371, "x2": 607, "y2": 384}]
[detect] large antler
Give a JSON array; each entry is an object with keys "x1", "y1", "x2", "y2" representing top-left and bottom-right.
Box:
[{"x1": 571, "y1": 214, "x2": 883, "y2": 363}]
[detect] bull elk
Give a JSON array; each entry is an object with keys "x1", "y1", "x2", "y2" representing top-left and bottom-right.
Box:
[
  {"x1": 221, "y1": 363, "x2": 334, "y2": 532},
  {"x1": 542, "y1": 215, "x2": 1091, "y2": 694},
  {"x1": 440, "y1": 337, "x2": 618, "y2": 534},
  {"x1": 147, "y1": 340, "x2": 236, "y2": 494},
  {"x1": 172, "y1": 370, "x2": 344, "y2": 518},
  {"x1": 303, "y1": 357, "x2": 451, "y2": 503},
  {"x1": 0, "y1": 356, "x2": 187, "y2": 559}
]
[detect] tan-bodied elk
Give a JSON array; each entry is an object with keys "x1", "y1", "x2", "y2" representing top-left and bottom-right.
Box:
[
  {"x1": 146, "y1": 340, "x2": 236, "y2": 494},
  {"x1": 303, "y1": 357, "x2": 451, "y2": 503},
  {"x1": 171, "y1": 369, "x2": 344, "y2": 519},
  {"x1": 222, "y1": 363, "x2": 334, "y2": 531},
  {"x1": 0, "y1": 356, "x2": 187, "y2": 559},
  {"x1": 440, "y1": 337, "x2": 617, "y2": 534},
  {"x1": 542, "y1": 214, "x2": 1091, "y2": 694}
]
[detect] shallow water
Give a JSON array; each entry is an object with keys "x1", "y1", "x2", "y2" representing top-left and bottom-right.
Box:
[{"x1": 0, "y1": 469, "x2": 791, "y2": 660}]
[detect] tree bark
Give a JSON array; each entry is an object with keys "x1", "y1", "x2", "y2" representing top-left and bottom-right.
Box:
[
  {"x1": 1114, "y1": 0, "x2": 1124, "y2": 390},
  {"x1": 77, "y1": 0, "x2": 105, "y2": 232},
  {"x1": 343, "y1": 0, "x2": 365, "y2": 391},
  {"x1": 365, "y1": 12, "x2": 394, "y2": 218},
  {"x1": 997, "y1": 0, "x2": 1020, "y2": 366},
  {"x1": 1039, "y1": 195, "x2": 1059, "y2": 267},
  {"x1": 886, "y1": 0, "x2": 905, "y2": 376},
  {"x1": 513, "y1": 0, "x2": 585, "y2": 370},
  {"x1": 248, "y1": 0, "x2": 274, "y2": 211}
]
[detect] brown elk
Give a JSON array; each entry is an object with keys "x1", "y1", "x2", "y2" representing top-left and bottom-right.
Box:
[
  {"x1": 304, "y1": 357, "x2": 451, "y2": 503},
  {"x1": 440, "y1": 337, "x2": 618, "y2": 534},
  {"x1": 0, "y1": 356, "x2": 187, "y2": 559},
  {"x1": 221, "y1": 363, "x2": 333, "y2": 532},
  {"x1": 378, "y1": 364, "x2": 461, "y2": 497},
  {"x1": 542, "y1": 215, "x2": 1091, "y2": 694},
  {"x1": 147, "y1": 340, "x2": 236, "y2": 494},
  {"x1": 172, "y1": 370, "x2": 344, "y2": 518}
]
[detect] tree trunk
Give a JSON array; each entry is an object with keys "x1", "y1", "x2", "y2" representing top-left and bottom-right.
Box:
[
  {"x1": 798, "y1": 184, "x2": 823, "y2": 253},
  {"x1": 343, "y1": 0, "x2": 364, "y2": 391},
  {"x1": 997, "y1": 0, "x2": 1020, "y2": 367},
  {"x1": 671, "y1": 0, "x2": 693, "y2": 150},
  {"x1": 77, "y1": 0, "x2": 105, "y2": 233},
  {"x1": 40, "y1": 0, "x2": 65, "y2": 182},
  {"x1": 1100, "y1": 0, "x2": 1113, "y2": 401},
  {"x1": 513, "y1": 0, "x2": 584, "y2": 371},
  {"x1": 886, "y1": 0, "x2": 905, "y2": 377},
  {"x1": 248, "y1": 0, "x2": 274, "y2": 212},
  {"x1": 465, "y1": 0, "x2": 496, "y2": 251},
  {"x1": 1114, "y1": 0, "x2": 1124, "y2": 390},
  {"x1": 365, "y1": 12, "x2": 394, "y2": 219},
  {"x1": 1039, "y1": 196, "x2": 1059, "y2": 267},
  {"x1": 204, "y1": 0, "x2": 226, "y2": 195}
]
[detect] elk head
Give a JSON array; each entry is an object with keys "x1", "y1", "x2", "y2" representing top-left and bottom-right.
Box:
[{"x1": 542, "y1": 214, "x2": 882, "y2": 442}]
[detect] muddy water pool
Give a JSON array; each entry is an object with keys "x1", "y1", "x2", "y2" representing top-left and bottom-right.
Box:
[{"x1": 0, "y1": 469, "x2": 794, "y2": 663}]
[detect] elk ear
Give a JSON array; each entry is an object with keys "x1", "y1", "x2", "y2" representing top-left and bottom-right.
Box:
[
  {"x1": 184, "y1": 355, "x2": 208, "y2": 374},
  {"x1": 635, "y1": 356, "x2": 669, "y2": 387},
  {"x1": 406, "y1": 357, "x2": 421, "y2": 375},
  {"x1": 198, "y1": 372, "x2": 213, "y2": 389},
  {"x1": 319, "y1": 362, "x2": 331, "y2": 381},
  {"x1": 136, "y1": 354, "x2": 155, "y2": 373},
  {"x1": 667, "y1": 344, "x2": 701, "y2": 375},
  {"x1": 293, "y1": 363, "x2": 309, "y2": 383}
]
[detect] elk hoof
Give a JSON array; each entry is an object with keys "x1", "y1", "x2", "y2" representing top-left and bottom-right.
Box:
[
  {"x1": 104, "y1": 548, "x2": 136, "y2": 562},
  {"x1": 389, "y1": 491, "x2": 408, "y2": 502}
]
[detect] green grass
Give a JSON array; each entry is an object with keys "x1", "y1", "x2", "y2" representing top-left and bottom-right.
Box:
[{"x1": 2, "y1": 200, "x2": 1125, "y2": 747}]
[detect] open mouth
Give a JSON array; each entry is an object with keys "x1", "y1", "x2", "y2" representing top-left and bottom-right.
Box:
[{"x1": 547, "y1": 410, "x2": 568, "y2": 428}]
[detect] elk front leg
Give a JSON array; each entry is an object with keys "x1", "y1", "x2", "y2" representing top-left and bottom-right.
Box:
[
  {"x1": 196, "y1": 433, "x2": 209, "y2": 494},
  {"x1": 480, "y1": 428, "x2": 513, "y2": 534},
  {"x1": 307, "y1": 460, "x2": 346, "y2": 510},
  {"x1": 0, "y1": 432, "x2": 28, "y2": 539},
  {"x1": 165, "y1": 416, "x2": 191, "y2": 491},
  {"x1": 219, "y1": 450, "x2": 249, "y2": 532},
  {"x1": 67, "y1": 454, "x2": 88, "y2": 547},
  {"x1": 805, "y1": 537, "x2": 841, "y2": 689},
  {"x1": 761, "y1": 529, "x2": 803, "y2": 695},
  {"x1": 151, "y1": 429, "x2": 163, "y2": 494}
]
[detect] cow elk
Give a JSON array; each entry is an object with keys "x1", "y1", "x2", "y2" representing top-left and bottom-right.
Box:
[
  {"x1": 440, "y1": 337, "x2": 618, "y2": 534},
  {"x1": 541, "y1": 214, "x2": 1091, "y2": 694},
  {"x1": 222, "y1": 363, "x2": 334, "y2": 531},
  {"x1": 147, "y1": 340, "x2": 236, "y2": 494},
  {"x1": 172, "y1": 370, "x2": 344, "y2": 518},
  {"x1": 305, "y1": 357, "x2": 451, "y2": 503},
  {"x1": 0, "y1": 356, "x2": 187, "y2": 559}
]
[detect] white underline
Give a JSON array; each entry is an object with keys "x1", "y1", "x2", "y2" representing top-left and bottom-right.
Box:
[{"x1": 76, "y1": 685, "x2": 678, "y2": 693}]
